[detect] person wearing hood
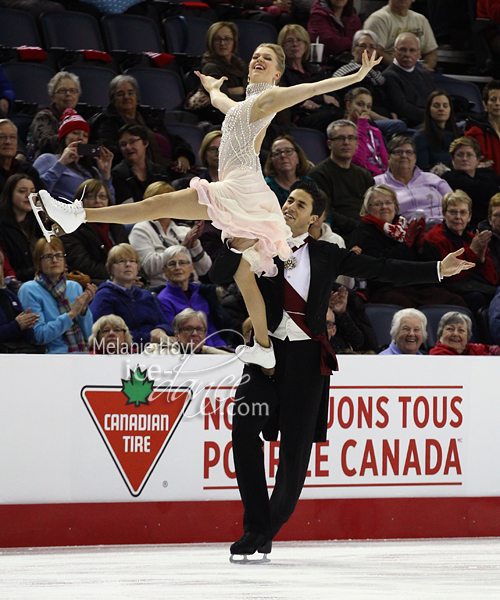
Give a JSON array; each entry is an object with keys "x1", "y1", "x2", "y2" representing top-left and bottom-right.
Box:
[{"x1": 465, "y1": 80, "x2": 500, "y2": 177}]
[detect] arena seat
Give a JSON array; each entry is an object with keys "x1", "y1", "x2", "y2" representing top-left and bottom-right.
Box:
[
  {"x1": 163, "y1": 15, "x2": 212, "y2": 56},
  {"x1": 125, "y1": 67, "x2": 185, "y2": 112},
  {"x1": 364, "y1": 304, "x2": 404, "y2": 351},
  {"x1": 64, "y1": 65, "x2": 116, "y2": 108},
  {"x1": 2, "y1": 63, "x2": 55, "y2": 107},
  {"x1": 289, "y1": 127, "x2": 329, "y2": 166},
  {"x1": 233, "y1": 20, "x2": 277, "y2": 63}
]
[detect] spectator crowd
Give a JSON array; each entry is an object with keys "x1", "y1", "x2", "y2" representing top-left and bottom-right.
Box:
[{"x1": 1, "y1": 0, "x2": 500, "y2": 356}]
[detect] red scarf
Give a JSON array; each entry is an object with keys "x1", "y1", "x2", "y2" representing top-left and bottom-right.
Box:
[{"x1": 90, "y1": 223, "x2": 113, "y2": 251}]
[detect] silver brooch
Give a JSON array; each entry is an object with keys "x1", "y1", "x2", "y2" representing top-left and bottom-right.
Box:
[{"x1": 284, "y1": 256, "x2": 297, "y2": 270}]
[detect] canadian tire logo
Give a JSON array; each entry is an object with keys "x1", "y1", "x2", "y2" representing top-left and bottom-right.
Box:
[{"x1": 81, "y1": 367, "x2": 192, "y2": 496}]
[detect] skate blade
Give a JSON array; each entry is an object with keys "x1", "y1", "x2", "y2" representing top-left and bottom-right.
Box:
[
  {"x1": 29, "y1": 193, "x2": 66, "y2": 242},
  {"x1": 229, "y1": 553, "x2": 271, "y2": 565}
]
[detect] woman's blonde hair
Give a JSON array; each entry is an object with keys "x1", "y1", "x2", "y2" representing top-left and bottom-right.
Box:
[
  {"x1": 106, "y1": 243, "x2": 141, "y2": 276},
  {"x1": 442, "y1": 190, "x2": 472, "y2": 215},
  {"x1": 264, "y1": 134, "x2": 309, "y2": 178},
  {"x1": 256, "y1": 43, "x2": 286, "y2": 80},
  {"x1": 277, "y1": 24, "x2": 311, "y2": 62},
  {"x1": 206, "y1": 21, "x2": 239, "y2": 55},
  {"x1": 360, "y1": 184, "x2": 399, "y2": 216},
  {"x1": 89, "y1": 314, "x2": 133, "y2": 349},
  {"x1": 143, "y1": 181, "x2": 174, "y2": 199},
  {"x1": 199, "y1": 130, "x2": 222, "y2": 167},
  {"x1": 488, "y1": 193, "x2": 500, "y2": 219}
]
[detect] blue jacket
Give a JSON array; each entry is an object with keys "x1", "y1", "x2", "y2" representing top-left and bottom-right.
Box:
[
  {"x1": 33, "y1": 153, "x2": 115, "y2": 203},
  {"x1": 0, "y1": 65, "x2": 15, "y2": 109},
  {"x1": 379, "y1": 341, "x2": 422, "y2": 355},
  {"x1": 0, "y1": 288, "x2": 33, "y2": 344},
  {"x1": 90, "y1": 280, "x2": 171, "y2": 346},
  {"x1": 158, "y1": 282, "x2": 225, "y2": 347},
  {"x1": 18, "y1": 280, "x2": 93, "y2": 353}
]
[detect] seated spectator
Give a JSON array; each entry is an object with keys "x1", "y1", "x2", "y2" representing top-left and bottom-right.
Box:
[
  {"x1": 309, "y1": 119, "x2": 374, "y2": 236},
  {"x1": 94, "y1": 75, "x2": 195, "y2": 171},
  {"x1": 278, "y1": 24, "x2": 343, "y2": 132},
  {"x1": 202, "y1": 22, "x2": 247, "y2": 104},
  {"x1": 364, "y1": 0, "x2": 438, "y2": 71},
  {"x1": 173, "y1": 308, "x2": 231, "y2": 354},
  {"x1": 0, "y1": 249, "x2": 39, "y2": 352},
  {"x1": 18, "y1": 237, "x2": 96, "y2": 353},
  {"x1": 430, "y1": 311, "x2": 500, "y2": 355},
  {"x1": 413, "y1": 90, "x2": 459, "y2": 171},
  {"x1": 379, "y1": 308, "x2": 427, "y2": 354},
  {"x1": 0, "y1": 174, "x2": 41, "y2": 282},
  {"x1": 425, "y1": 190, "x2": 498, "y2": 312},
  {"x1": 442, "y1": 138, "x2": 500, "y2": 230},
  {"x1": 33, "y1": 109, "x2": 114, "y2": 202},
  {"x1": 333, "y1": 29, "x2": 407, "y2": 138},
  {"x1": 382, "y1": 33, "x2": 436, "y2": 128},
  {"x1": 264, "y1": 135, "x2": 314, "y2": 206},
  {"x1": 477, "y1": 0, "x2": 500, "y2": 57},
  {"x1": 157, "y1": 245, "x2": 231, "y2": 348},
  {"x1": 465, "y1": 81, "x2": 500, "y2": 177},
  {"x1": 88, "y1": 314, "x2": 134, "y2": 354},
  {"x1": 61, "y1": 179, "x2": 129, "y2": 285},
  {"x1": 478, "y1": 194, "x2": 500, "y2": 278},
  {"x1": 374, "y1": 135, "x2": 451, "y2": 224},
  {"x1": 129, "y1": 181, "x2": 211, "y2": 287},
  {"x1": 89, "y1": 243, "x2": 172, "y2": 348},
  {"x1": 0, "y1": 119, "x2": 41, "y2": 193},
  {"x1": 29, "y1": 71, "x2": 82, "y2": 158},
  {"x1": 345, "y1": 87, "x2": 388, "y2": 176},
  {"x1": 349, "y1": 184, "x2": 465, "y2": 307},
  {"x1": 327, "y1": 286, "x2": 364, "y2": 352},
  {"x1": 111, "y1": 124, "x2": 171, "y2": 204},
  {"x1": 307, "y1": 0, "x2": 362, "y2": 60},
  {"x1": 0, "y1": 65, "x2": 15, "y2": 117},
  {"x1": 199, "y1": 131, "x2": 221, "y2": 183}
]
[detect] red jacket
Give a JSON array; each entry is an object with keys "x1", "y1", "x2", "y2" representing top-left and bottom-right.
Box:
[
  {"x1": 465, "y1": 118, "x2": 500, "y2": 176},
  {"x1": 477, "y1": 0, "x2": 500, "y2": 22},
  {"x1": 430, "y1": 341, "x2": 500, "y2": 355},
  {"x1": 308, "y1": 0, "x2": 362, "y2": 58},
  {"x1": 425, "y1": 222, "x2": 498, "y2": 285}
]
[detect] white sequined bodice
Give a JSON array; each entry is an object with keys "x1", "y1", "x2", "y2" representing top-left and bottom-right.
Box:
[{"x1": 219, "y1": 83, "x2": 276, "y2": 179}]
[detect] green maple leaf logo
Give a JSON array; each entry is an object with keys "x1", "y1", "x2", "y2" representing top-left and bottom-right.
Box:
[{"x1": 121, "y1": 367, "x2": 154, "y2": 407}]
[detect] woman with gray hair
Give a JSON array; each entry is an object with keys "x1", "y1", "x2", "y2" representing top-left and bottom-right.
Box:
[
  {"x1": 29, "y1": 71, "x2": 82, "y2": 158},
  {"x1": 430, "y1": 311, "x2": 500, "y2": 355},
  {"x1": 88, "y1": 314, "x2": 134, "y2": 355},
  {"x1": 157, "y1": 245, "x2": 231, "y2": 348},
  {"x1": 379, "y1": 308, "x2": 427, "y2": 355},
  {"x1": 94, "y1": 74, "x2": 195, "y2": 170}
]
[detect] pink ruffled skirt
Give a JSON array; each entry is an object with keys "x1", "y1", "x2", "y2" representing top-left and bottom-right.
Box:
[{"x1": 190, "y1": 170, "x2": 293, "y2": 277}]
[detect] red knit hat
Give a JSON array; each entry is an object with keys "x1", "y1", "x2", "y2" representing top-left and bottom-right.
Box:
[{"x1": 58, "y1": 108, "x2": 90, "y2": 140}]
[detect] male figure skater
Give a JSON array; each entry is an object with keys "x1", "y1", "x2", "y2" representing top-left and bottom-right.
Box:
[{"x1": 209, "y1": 180, "x2": 473, "y2": 559}]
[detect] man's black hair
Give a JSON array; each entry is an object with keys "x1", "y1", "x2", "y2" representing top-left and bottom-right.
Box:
[{"x1": 289, "y1": 180, "x2": 327, "y2": 218}]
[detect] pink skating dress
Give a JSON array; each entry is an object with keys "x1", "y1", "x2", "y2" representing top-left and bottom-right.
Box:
[{"x1": 190, "y1": 82, "x2": 293, "y2": 277}]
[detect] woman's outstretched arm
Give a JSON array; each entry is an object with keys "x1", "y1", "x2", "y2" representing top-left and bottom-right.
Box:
[
  {"x1": 256, "y1": 51, "x2": 382, "y2": 116},
  {"x1": 196, "y1": 72, "x2": 238, "y2": 115}
]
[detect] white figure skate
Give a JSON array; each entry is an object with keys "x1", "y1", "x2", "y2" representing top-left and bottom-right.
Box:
[
  {"x1": 29, "y1": 190, "x2": 87, "y2": 242},
  {"x1": 235, "y1": 338, "x2": 276, "y2": 369}
]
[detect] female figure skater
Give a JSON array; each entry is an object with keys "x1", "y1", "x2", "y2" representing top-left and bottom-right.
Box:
[{"x1": 31, "y1": 44, "x2": 382, "y2": 368}]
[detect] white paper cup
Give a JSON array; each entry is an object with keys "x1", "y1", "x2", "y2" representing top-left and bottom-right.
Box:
[{"x1": 310, "y1": 42, "x2": 324, "y2": 63}]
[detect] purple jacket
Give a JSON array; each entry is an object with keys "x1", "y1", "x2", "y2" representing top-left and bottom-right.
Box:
[
  {"x1": 158, "y1": 282, "x2": 225, "y2": 347},
  {"x1": 374, "y1": 167, "x2": 451, "y2": 221},
  {"x1": 352, "y1": 118, "x2": 388, "y2": 176},
  {"x1": 308, "y1": 0, "x2": 362, "y2": 57}
]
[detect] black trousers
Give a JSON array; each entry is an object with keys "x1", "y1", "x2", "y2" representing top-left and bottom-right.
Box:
[{"x1": 232, "y1": 337, "x2": 326, "y2": 539}]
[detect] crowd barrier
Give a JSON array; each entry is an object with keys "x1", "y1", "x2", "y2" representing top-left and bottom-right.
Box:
[{"x1": 1, "y1": 353, "x2": 499, "y2": 548}]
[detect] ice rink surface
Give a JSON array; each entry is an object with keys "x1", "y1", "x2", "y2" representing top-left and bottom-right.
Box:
[{"x1": 1, "y1": 538, "x2": 500, "y2": 600}]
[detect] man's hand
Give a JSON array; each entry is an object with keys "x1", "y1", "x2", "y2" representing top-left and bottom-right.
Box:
[
  {"x1": 329, "y1": 286, "x2": 348, "y2": 314},
  {"x1": 150, "y1": 328, "x2": 170, "y2": 344},
  {"x1": 440, "y1": 248, "x2": 475, "y2": 277}
]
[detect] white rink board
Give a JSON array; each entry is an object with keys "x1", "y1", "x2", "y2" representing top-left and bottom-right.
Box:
[{"x1": 0, "y1": 353, "x2": 498, "y2": 504}]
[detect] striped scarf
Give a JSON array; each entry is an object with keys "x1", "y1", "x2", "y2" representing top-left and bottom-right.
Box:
[{"x1": 35, "y1": 272, "x2": 87, "y2": 352}]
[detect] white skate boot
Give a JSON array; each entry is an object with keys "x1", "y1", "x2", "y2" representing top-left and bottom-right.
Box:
[
  {"x1": 29, "y1": 190, "x2": 87, "y2": 242},
  {"x1": 236, "y1": 338, "x2": 276, "y2": 369}
]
